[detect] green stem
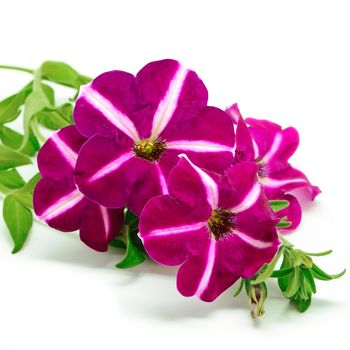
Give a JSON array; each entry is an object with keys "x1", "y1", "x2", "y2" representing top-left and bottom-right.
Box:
[
  {"x1": 0, "y1": 65, "x2": 34, "y2": 74},
  {"x1": 31, "y1": 116, "x2": 47, "y2": 144},
  {"x1": 33, "y1": 68, "x2": 42, "y2": 91},
  {"x1": 278, "y1": 233, "x2": 294, "y2": 248}
]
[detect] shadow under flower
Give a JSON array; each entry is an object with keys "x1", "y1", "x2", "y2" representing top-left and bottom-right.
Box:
[{"x1": 29, "y1": 222, "x2": 344, "y2": 323}]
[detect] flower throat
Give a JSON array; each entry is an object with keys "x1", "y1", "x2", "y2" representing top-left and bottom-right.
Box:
[
  {"x1": 133, "y1": 137, "x2": 167, "y2": 162},
  {"x1": 207, "y1": 208, "x2": 235, "y2": 240}
]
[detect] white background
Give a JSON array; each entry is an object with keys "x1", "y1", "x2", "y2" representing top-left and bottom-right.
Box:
[{"x1": 0, "y1": 1, "x2": 349, "y2": 349}]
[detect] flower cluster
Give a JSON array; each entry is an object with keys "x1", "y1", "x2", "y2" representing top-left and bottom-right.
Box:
[{"x1": 33, "y1": 59, "x2": 320, "y2": 303}]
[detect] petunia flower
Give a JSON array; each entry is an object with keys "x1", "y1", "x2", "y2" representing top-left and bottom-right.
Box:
[
  {"x1": 226, "y1": 104, "x2": 320, "y2": 230},
  {"x1": 33, "y1": 126, "x2": 124, "y2": 252},
  {"x1": 73, "y1": 59, "x2": 235, "y2": 215},
  {"x1": 139, "y1": 155, "x2": 280, "y2": 302}
]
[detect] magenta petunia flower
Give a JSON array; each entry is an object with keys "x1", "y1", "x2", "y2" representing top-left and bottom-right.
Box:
[
  {"x1": 139, "y1": 155, "x2": 280, "y2": 302},
  {"x1": 226, "y1": 104, "x2": 320, "y2": 230},
  {"x1": 33, "y1": 126, "x2": 124, "y2": 252},
  {"x1": 73, "y1": 59, "x2": 235, "y2": 215}
]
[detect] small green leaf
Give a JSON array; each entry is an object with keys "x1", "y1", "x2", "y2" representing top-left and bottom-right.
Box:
[
  {"x1": 41, "y1": 83, "x2": 55, "y2": 105},
  {"x1": 12, "y1": 191, "x2": 33, "y2": 209},
  {"x1": 301, "y1": 254, "x2": 313, "y2": 268},
  {"x1": 0, "y1": 85, "x2": 30, "y2": 123},
  {"x1": 41, "y1": 61, "x2": 91, "y2": 88},
  {"x1": 311, "y1": 264, "x2": 346, "y2": 281},
  {"x1": 109, "y1": 238, "x2": 126, "y2": 249},
  {"x1": 3, "y1": 194, "x2": 33, "y2": 253},
  {"x1": 251, "y1": 247, "x2": 284, "y2": 285},
  {"x1": 298, "y1": 273, "x2": 311, "y2": 300},
  {"x1": 292, "y1": 296, "x2": 312, "y2": 313},
  {"x1": 278, "y1": 252, "x2": 293, "y2": 292},
  {"x1": 301, "y1": 267, "x2": 316, "y2": 293},
  {"x1": 116, "y1": 227, "x2": 145, "y2": 269},
  {"x1": 291, "y1": 250, "x2": 304, "y2": 267},
  {"x1": 233, "y1": 279, "x2": 244, "y2": 297},
  {"x1": 301, "y1": 249, "x2": 333, "y2": 257},
  {"x1": 0, "y1": 144, "x2": 32, "y2": 170},
  {"x1": 0, "y1": 124, "x2": 40, "y2": 156},
  {"x1": 124, "y1": 209, "x2": 139, "y2": 227},
  {"x1": 271, "y1": 267, "x2": 294, "y2": 278},
  {"x1": 284, "y1": 267, "x2": 300, "y2": 298},
  {"x1": 19, "y1": 88, "x2": 51, "y2": 151},
  {"x1": 18, "y1": 173, "x2": 41, "y2": 193},
  {"x1": 37, "y1": 103, "x2": 73, "y2": 130},
  {"x1": 269, "y1": 200, "x2": 289, "y2": 212},
  {"x1": 244, "y1": 279, "x2": 251, "y2": 295},
  {"x1": 0, "y1": 169, "x2": 25, "y2": 189}
]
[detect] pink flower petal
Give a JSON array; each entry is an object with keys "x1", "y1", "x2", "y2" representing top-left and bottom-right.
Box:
[
  {"x1": 225, "y1": 103, "x2": 242, "y2": 124},
  {"x1": 234, "y1": 117, "x2": 256, "y2": 162},
  {"x1": 168, "y1": 155, "x2": 219, "y2": 210},
  {"x1": 37, "y1": 126, "x2": 87, "y2": 180},
  {"x1": 74, "y1": 70, "x2": 139, "y2": 140},
  {"x1": 139, "y1": 195, "x2": 210, "y2": 265},
  {"x1": 75, "y1": 135, "x2": 170, "y2": 214},
  {"x1": 246, "y1": 118, "x2": 299, "y2": 172},
  {"x1": 220, "y1": 162, "x2": 261, "y2": 211},
  {"x1": 34, "y1": 177, "x2": 87, "y2": 231},
  {"x1": 164, "y1": 106, "x2": 235, "y2": 172},
  {"x1": 262, "y1": 165, "x2": 321, "y2": 200},
  {"x1": 136, "y1": 59, "x2": 208, "y2": 139},
  {"x1": 80, "y1": 204, "x2": 124, "y2": 252}
]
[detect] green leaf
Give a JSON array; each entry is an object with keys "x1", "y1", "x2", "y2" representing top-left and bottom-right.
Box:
[
  {"x1": 116, "y1": 227, "x2": 145, "y2": 269},
  {"x1": 3, "y1": 194, "x2": 33, "y2": 253},
  {"x1": 244, "y1": 279, "x2": 251, "y2": 295},
  {"x1": 0, "y1": 144, "x2": 32, "y2": 170},
  {"x1": 301, "y1": 267, "x2": 316, "y2": 293},
  {"x1": 0, "y1": 169, "x2": 25, "y2": 189},
  {"x1": 0, "y1": 124, "x2": 40, "y2": 156},
  {"x1": 0, "y1": 86, "x2": 30, "y2": 123},
  {"x1": 301, "y1": 249, "x2": 333, "y2": 257},
  {"x1": 311, "y1": 264, "x2": 346, "y2": 281},
  {"x1": 269, "y1": 200, "x2": 289, "y2": 212},
  {"x1": 292, "y1": 296, "x2": 312, "y2": 313},
  {"x1": 37, "y1": 103, "x2": 73, "y2": 130},
  {"x1": 109, "y1": 238, "x2": 126, "y2": 249},
  {"x1": 233, "y1": 279, "x2": 244, "y2": 297},
  {"x1": 297, "y1": 273, "x2": 311, "y2": 300},
  {"x1": 40, "y1": 61, "x2": 91, "y2": 88},
  {"x1": 17, "y1": 173, "x2": 41, "y2": 193},
  {"x1": 41, "y1": 83, "x2": 55, "y2": 105},
  {"x1": 19, "y1": 88, "x2": 51, "y2": 151},
  {"x1": 278, "y1": 252, "x2": 293, "y2": 292},
  {"x1": 124, "y1": 209, "x2": 139, "y2": 227},
  {"x1": 284, "y1": 267, "x2": 300, "y2": 298},
  {"x1": 271, "y1": 267, "x2": 294, "y2": 278},
  {"x1": 251, "y1": 247, "x2": 284, "y2": 285},
  {"x1": 12, "y1": 191, "x2": 33, "y2": 209}
]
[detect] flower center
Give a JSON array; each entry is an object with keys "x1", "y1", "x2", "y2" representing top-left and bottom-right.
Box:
[
  {"x1": 207, "y1": 208, "x2": 235, "y2": 240},
  {"x1": 133, "y1": 137, "x2": 167, "y2": 162},
  {"x1": 256, "y1": 159, "x2": 268, "y2": 178}
]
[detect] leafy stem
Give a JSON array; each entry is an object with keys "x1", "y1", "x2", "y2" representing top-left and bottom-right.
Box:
[
  {"x1": 1, "y1": 60, "x2": 91, "y2": 253},
  {"x1": 234, "y1": 233, "x2": 346, "y2": 318}
]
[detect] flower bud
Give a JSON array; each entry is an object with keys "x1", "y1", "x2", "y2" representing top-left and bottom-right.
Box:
[{"x1": 248, "y1": 282, "x2": 268, "y2": 319}]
